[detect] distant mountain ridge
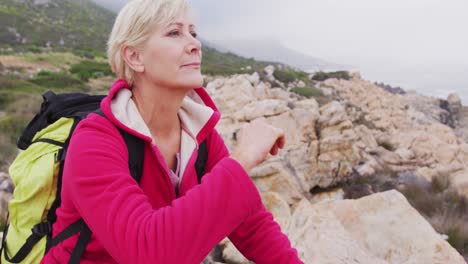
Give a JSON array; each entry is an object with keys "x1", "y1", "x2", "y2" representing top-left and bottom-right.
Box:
[
  {"x1": 211, "y1": 38, "x2": 352, "y2": 72},
  {"x1": 0, "y1": 0, "x2": 115, "y2": 51}
]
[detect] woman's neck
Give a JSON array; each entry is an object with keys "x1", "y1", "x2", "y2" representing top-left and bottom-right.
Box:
[{"x1": 131, "y1": 80, "x2": 187, "y2": 140}]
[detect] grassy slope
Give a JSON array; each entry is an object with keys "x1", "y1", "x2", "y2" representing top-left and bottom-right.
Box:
[{"x1": 0, "y1": 0, "x2": 115, "y2": 51}]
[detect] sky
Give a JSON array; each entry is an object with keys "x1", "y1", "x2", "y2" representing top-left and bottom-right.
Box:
[{"x1": 96, "y1": 0, "x2": 468, "y2": 103}]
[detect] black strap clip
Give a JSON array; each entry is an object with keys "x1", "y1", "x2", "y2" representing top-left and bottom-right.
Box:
[{"x1": 32, "y1": 222, "x2": 52, "y2": 236}]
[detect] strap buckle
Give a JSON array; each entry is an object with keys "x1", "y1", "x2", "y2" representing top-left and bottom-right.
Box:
[{"x1": 32, "y1": 222, "x2": 52, "y2": 236}]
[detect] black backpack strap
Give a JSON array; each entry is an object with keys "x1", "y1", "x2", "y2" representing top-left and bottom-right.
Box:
[
  {"x1": 195, "y1": 141, "x2": 208, "y2": 184},
  {"x1": 2, "y1": 222, "x2": 52, "y2": 263},
  {"x1": 94, "y1": 109, "x2": 145, "y2": 182},
  {"x1": 118, "y1": 128, "x2": 145, "y2": 183},
  {"x1": 68, "y1": 220, "x2": 91, "y2": 264},
  {"x1": 0, "y1": 212, "x2": 8, "y2": 258}
]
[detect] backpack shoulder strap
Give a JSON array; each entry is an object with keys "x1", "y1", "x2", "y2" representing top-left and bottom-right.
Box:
[
  {"x1": 49, "y1": 109, "x2": 146, "y2": 264},
  {"x1": 195, "y1": 140, "x2": 208, "y2": 184},
  {"x1": 94, "y1": 109, "x2": 145, "y2": 183}
]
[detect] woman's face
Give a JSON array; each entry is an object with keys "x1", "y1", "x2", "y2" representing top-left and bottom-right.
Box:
[{"x1": 138, "y1": 11, "x2": 203, "y2": 90}]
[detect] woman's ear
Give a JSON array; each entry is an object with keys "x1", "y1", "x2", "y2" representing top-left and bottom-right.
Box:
[{"x1": 122, "y1": 46, "x2": 145, "y2": 73}]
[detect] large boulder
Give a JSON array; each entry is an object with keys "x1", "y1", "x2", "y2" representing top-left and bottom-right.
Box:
[{"x1": 288, "y1": 190, "x2": 465, "y2": 263}]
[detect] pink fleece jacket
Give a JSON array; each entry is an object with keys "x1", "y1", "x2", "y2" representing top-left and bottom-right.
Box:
[{"x1": 41, "y1": 80, "x2": 303, "y2": 264}]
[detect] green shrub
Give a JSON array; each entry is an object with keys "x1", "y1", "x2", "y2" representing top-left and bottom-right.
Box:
[
  {"x1": 447, "y1": 226, "x2": 468, "y2": 255},
  {"x1": 200, "y1": 46, "x2": 273, "y2": 76},
  {"x1": 69, "y1": 60, "x2": 113, "y2": 81},
  {"x1": 291, "y1": 86, "x2": 323, "y2": 98},
  {"x1": 273, "y1": 69, "x2": 297, "y2": 83},
  {"x1": 0, "y1": 132, "x2": 17, "y2": 171},
  {"x1": 0, "y1": 115, "x2": 29, "y2": 142},
  {"x1": 37, "y1": 70, "x2": 54, "y2": 77},
  {"x1": 431, "y1": 174, "x2": 451, "y2": 193},
  {"x1": 312, "y1": 71, "x2": 351, "y2": 81},
  {"x1": 378, "y1": 140, "x2": 396, "y2": 151},
  {"x1": 71, "y1": 49, "x2": 106, "y2": 60},
  {"x1": 0, "y1": 75, "x2": 44, "y2": 93},
  {"x1": 0, "y1": 91, "x2": 18, "y2": 110},
  {"x1": 30, "y1": 72, "x2": 86, "y2": 90},
  {"x1": 26, "y1": 45, "x2": 42, "y2": 53}
]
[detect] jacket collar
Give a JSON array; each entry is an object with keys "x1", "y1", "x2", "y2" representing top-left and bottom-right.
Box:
[{"x1": 100, "y1": 79, "x2": 221, "y2": 145}]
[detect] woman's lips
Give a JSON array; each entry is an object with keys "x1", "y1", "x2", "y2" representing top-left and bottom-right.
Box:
[{"x1": 181, "y1": 62, "x2": 201, "y2": 68}]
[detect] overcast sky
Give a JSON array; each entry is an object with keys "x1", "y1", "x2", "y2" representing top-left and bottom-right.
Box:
[{"x1": 98, "y1": 0, "x2": 468, "y2": 101}]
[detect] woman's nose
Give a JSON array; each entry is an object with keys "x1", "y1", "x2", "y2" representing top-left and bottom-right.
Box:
[{"x1": 186, "y1": 35, "x2": 202, "y2": 54}]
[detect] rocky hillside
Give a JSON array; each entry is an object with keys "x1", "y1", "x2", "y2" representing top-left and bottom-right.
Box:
[
  {"x1": 201, "y1": 67, "x2": 468, "y2": 263},
  {"x1": 0, "y1": 0, "x2": 115, "y2": 51}
]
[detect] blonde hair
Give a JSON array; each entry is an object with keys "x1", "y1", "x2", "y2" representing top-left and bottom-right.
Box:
[{"x1": 107, "y1": 0, "x2": 189, "y2": 85}]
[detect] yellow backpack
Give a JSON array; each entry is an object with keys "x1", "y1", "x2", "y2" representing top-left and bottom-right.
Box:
[
  {"x1": 0, "y1": 90, "x2": 207, "y2": 264},
  {"x1": 0, "y1": 91, "x2": 144, "y2": 264}
]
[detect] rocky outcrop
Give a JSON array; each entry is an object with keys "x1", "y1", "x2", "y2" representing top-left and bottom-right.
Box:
[
  {"x1": 222, "y1": 190, "x2": 466, "y2": 264},
  {"x1": 290, "y1": 190, "x2": 465, "y2": 263},
  {"x1": 203, "y1": 69, "x2": 468, "y2": 262},
  {"x1": 315, "y1": 76, "x2": 468, "y2": 196}
]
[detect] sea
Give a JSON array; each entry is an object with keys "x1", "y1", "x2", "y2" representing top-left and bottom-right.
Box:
[{"x1": 310, "y1": 62, "x2": 468, "y2": 105}]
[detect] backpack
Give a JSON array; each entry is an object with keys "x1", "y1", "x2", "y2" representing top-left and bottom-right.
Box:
[{"x1": 0, "y1": 90, "x2": 208, "y2": 264}]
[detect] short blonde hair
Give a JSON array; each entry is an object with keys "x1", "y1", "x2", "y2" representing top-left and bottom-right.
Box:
[{"x1": 107, "y1": 0, "x2": 189, "y2": 85}]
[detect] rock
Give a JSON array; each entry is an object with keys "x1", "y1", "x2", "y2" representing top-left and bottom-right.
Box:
[
  {"x1": 296, "y1": 80, "x2": 306, "y2": 88},
  {"x1": 246, "y1": 72, "x2": 260, "y2": 86},
  {"x1": 447, "y1": 93, "x2": 462, "y2": 118},
  {"x1": 220, "y1": 238, "x2": 253, "y2": 264},
  {"x1": 208, "y1": 75, "x2": 256, "y2": 114},
  {"x1": 314, "y1": 101, "x2": 362, "y2": 187},
  {"x1": 287, "y1": 191, "x2": 466, "y2": 263},
  {"x1": 202, "y1": 245, "x2": 225, "y2": 264},
  {"x1": 260, "y1": 192, "x2": 291, "y2": 230},
  {"x1": 264, "y1": 65, "x2": 275, "y2": 83},
  {"x1": 250, "y1": 159, "x2": 305, "y2": 205},
  {"x1": 234, "y1": 99, "x2": 289, "y2": 121},
  {"x1": 395, "y1": 147, "x2": 415, "y2": 160},
  {"x1": 267, "y1": 87, "x2": 292, "y2": 101},
  {"x1": 318, "y1": 101, "x2": 349, "y2": 127},
  {"x1": 0, "y1": 172, "x2": 12, "y2": 225},
  {"x1": 253, "y1": 82, "x2": 269, "y2": 100}
]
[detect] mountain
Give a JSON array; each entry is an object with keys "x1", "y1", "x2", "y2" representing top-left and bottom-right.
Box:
[
  {"x1": 91, "y1": 0, "x2": 125, "y2": 12},
  {"x1": 0, "y1": 0, "x2": 115, "y2": 51},
  {"x1": 210, "y1": 38, "x2": 352, "y2": 72}
]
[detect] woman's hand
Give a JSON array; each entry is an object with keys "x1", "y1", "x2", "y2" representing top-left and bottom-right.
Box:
[{"x1": 230, "y1": 118, "x2": 285, "y2": 172}]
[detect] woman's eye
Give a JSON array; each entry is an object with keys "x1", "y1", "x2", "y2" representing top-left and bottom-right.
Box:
[
  {"x1": 191, "y1": 32, "x2": 198, "y2": 38},
  {"x1": 168, "y1": 30, "x2": 180, "y2": 36}
]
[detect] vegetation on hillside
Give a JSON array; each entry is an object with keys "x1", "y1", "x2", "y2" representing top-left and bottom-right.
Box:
[
  {"x1": 201, "y1": 46, "x2": 273, "y2": 76},
  {"x1": 0, "y1": 0, "x2": 115, "y2": 52},
  {"x1": 311, "y1": 71, "x2": 351, "y2": 81}
]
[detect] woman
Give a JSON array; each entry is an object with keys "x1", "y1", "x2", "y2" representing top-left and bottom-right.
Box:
[{"x1": 42, "y1": 0, "x2": 302, "y2": 263}]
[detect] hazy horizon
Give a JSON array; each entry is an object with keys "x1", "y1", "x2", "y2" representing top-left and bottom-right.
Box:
[{"x1": 95, "y1": 0, "x2": 468, "y2": 103}]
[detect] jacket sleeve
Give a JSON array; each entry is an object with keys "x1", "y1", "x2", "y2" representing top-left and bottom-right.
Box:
[
  {"x1": 206, "y1": 130, "x2": 303, "y2": 264},
  {"x1": 63, "y1": 116, "x2": 263, "y2": 264}
]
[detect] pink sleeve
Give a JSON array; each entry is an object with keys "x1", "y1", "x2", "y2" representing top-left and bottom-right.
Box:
[
  {"x1": 64, "y1": 118, "x2": 263, "y2": 264},
  {"x1": 206, "y1": 130, "x2": 303, "y2": 264}
]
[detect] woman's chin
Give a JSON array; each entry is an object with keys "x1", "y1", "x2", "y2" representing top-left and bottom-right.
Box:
[{"x1": 182, "y1": 75, "x2": 204, "y2": 88}]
